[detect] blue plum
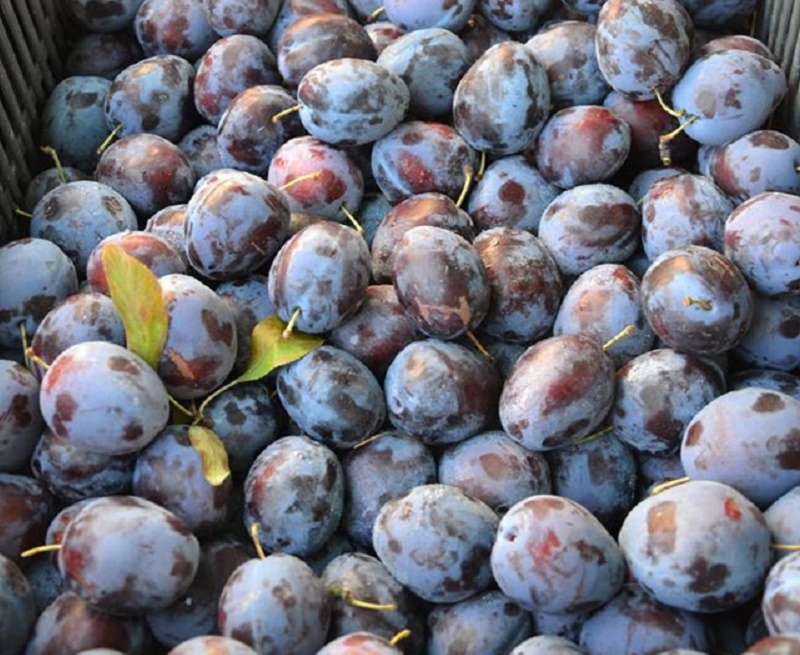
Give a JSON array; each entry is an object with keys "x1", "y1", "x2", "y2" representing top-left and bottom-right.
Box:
[
  {"x1": 0, "y1": 553, "x2": 35, "y2": 654},
  {"x1": 499, "y1": 334, "x2": 615, "y2": 451},
  {"x1": 526, "y1": 21, "x2": 609, "y2": 108},
  {"x1": 58, "y1": 496, "x2": 200, "y2": 614},
  {"x1": 41, "y1": 76, "x2": 112, "y2": 173},
  {"x1": 268, "y1": 221, "x2": 371, "y2": 334},
  {"x1": 377, "y1": 28, "x2": 470, "y2": 120},
  {"x1": 724, "y1": 191, "x2": 800, "y2": 297},
  {"x1": 193, "y1": 35, "x2": 281, "y2": 126},
  {"x1": 474, "y1": 227, "x2": 562, "y2": 343},
  {"x1": 453, "y1": 41, "x2": 550, "y2": 155},
  {"x1": 185, "y1": 168, "x2": 290, "y2": 280},
  {"x1": 553, "y1": 264, "x2": 654, "y2": 367},
  {"x1": 297, "y1": 58, "x2": 410, "y2": 146},
  {"x1": 428, "y1": 589, "x2": 534, "y2": 655},
  {"x1": 0, "y1": 238, "x2": 79, "y2": 351},
  {"x1": 467, "y1": 155, "x2": 560, "y2": 233},
  {"x1": 491, "y1": 495, "x2": 625, "y2": 613},
  {"x1": 384, "y1": 339, "x2": 501, "y2": 446},
  {"x1": 547, "y1": 430, "x2": 638, "y2": 533},
  {"x1": 277, "y1": 345, "x2": 386, "y2": 449},
  {"x1": 671, "y1": 50, "x2": 786, "y2": 146},
  {"x1": 681, "y1": 388, "x2": 800, "y2": 507},
  {"x1": 640, "y1": 245, "x2": 753, "y2": 355},
  {"x1": 641, "y1": 173, "x2": 734, "y2": 261},
  {"x1": 341, "y1": 432, "x2": 436, "y2": 548},
  {"x1": 157, "y1": 274, "x2": 238, "y2": 399},
  {"x1": 218, "y1": 553, "x2": 330, "y2": 655},
  {"x1": 30, "y1": 181, "x2": 138, "y2": 276},
  {"x1": 39, "y1": 341, "x2": 170, "y2": 456},
  {"x1": 595, "y1": 0, "x2": 693, "y2": 100},
  {"x1": 105, "y1": 55, "x2": 196, "y2": 142},
  {"x1": 0, "y1": 360, "x2": 43, "y2": 472},
  {"x1": 372, "y1": 483, "x2": 500, "y2": 603},
  {"x1": 133, "y1": 425, "x2": 232, "y2": 533},
  {"x1": 244, "y1": 435, "x2": 344, "y2": 557},
  {"x1": 439, "y1": 430, "x2": 552, "y2": 516},
  {"x1": 613, "y1": 348, "x2": 723, "y2": 456},
  {"x1": 618, "y1": 480, "x2": 772, "y2": 612}
]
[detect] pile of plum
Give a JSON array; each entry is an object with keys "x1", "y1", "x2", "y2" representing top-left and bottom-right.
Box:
[{"x1": 1, "y1": 0, "x2": 800, "y2": 653}]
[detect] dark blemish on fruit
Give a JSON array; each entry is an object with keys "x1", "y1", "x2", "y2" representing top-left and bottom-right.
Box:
[
  {"x1": 122, "y1": 422, "x2": 144, "y2": 442},
  {"x1": 776, "y1": 429, "x2": 800, "y2": 469},
  {"x1": 170, "y1": 549, "x2": 195, "y2": 579},
  {"x1": 687, "y1": 557, "x2": 730, "y2": 593},
  {"x1": 52, "y1": 392, "x2": 78, "y2": 436},
  {"x1": 684, "y1": 421, "x2": 704, "y2": 447},
  {"x1": 575, "y1": 539, "x2": 607, "y2": 565},
  {"x1": 752, "y1": 392, "x2": 786, "y2": 413},
  {"x1": 499, "y1": 180, "x2": 525, "y2": 205},
  {"x1": 9, "y1": 394, "x2": 33, "y2": 427},
  {"x1": 108, "y1": 356, "x2": 141, "y2": 376}
]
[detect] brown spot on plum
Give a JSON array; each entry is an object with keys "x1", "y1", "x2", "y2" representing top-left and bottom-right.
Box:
[
  {"x1": 776, "y1": 428, "x2": 800, "y2": 469},
  {"x1": 646, "y1": 501, "x2": 676, "y2": 556},
  {"x1": 170, "y1": 549, "x2": 196, "y2": 579},
  {"x1": 753, "y1": 392, "x2": 786, "y2": 413},
  {"x1": 684, "y1": 421, "x2": 704, "y2": 447},
  {"x1": 499, "y1": 180, "x2": 525, "y2": 205},
  {"x1": 575, "y1": 539, "x2": 607, "y2": 564},
  {"x1": 479, "y1": 453, "x2": 507, "y2": 481},
  {"x1": 122, "y1": 422, "x2": 144, "y2": 442},
  {"x1": 687, "y1": 557, "x2": 729, "y2": 593},
  {"x1": 201, "y1": 309, "x2": 235, "y2": 346},
  {"x1": 108, "y1": 356, "x2": 141, "y2": 376}
]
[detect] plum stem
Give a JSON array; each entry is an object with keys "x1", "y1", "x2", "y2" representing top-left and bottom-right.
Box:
[
  {"x1": 168, "y1": 394, "x2": 195, "y2": 420},
  {"x1": 367, "y1": 5, "x2": 386, "y2": 21},
  {"x1": 653, "y1": 88, "x2": 685, "y2": 119},
  {"x1": 354, "y1": 431, "x2": 390, "y2": 449},
  {"x1": 650, "y1": 476, "x2": 691, "y2": 495},
  {"x1": 250, "y1": 522, "x2": 267, "y2": 560},
  {"x1": 278, "y1": 171, "x2": 322, "y2": 192},
  {"x1": 271, "y1": 104, "x2": 302, "y2": 124},
  {"x1": 390, "y1": 629, "x2": 412, "y2": 646},
  {"x1": 602, "y1": 325, "x2": 635, "y2": 351},
  {"x1": 465, "y1": 329, "x2": 494, "y2": 361},
  {"x1": 658, "y1": 114, "x2": 698, "y2": 166},
  {"x1": 40, "y1": 146, "x2": 66, "y2": 183},
  {"x1": 24, "y1": 348, "x2": 50, "y2": 373},
  {"x1": 283, "y1": 307, "x2": 301, "y2": 339},
  {"x1": 96, "y1": 124, "x2": 122, "y2": 156},
  {"x1": 475, "y1": 150, "x2": 487, "y2": 181},
  {"x1": 456, "y1": 164, "x2": 473, "y2": 209},
  {"x1": 19, "y1": 322, "x2": 31, "y2": 368},
  {"x1": 771, "y1": 543, "x2": 800, "y2": 552},
  {"x1": 20, "y1": 543, "x2": 62, "y2": 558},
  {"x1": 328, "y1": 585, "x2": 397, "y2": 611},
  {"x1": 341, "y1": 205, "x2": 364, "y2": 237},
  {"x1": 13, "y1": 206, "x2": 32, "y2": 218},
  {"x1": 195, "y1": 379, "x2": 241, "y2": 424},
  {"x1": 573, "y1": 425, "x2": 614, "y2": 446},
  {"x1": 684, "y1": 296, "x2": 713, "y2": 311}
]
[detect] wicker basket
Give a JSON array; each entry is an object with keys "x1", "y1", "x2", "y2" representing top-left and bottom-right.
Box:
[
  {"x1": 0, "y1": 0, "x2": 68, "y2": 246},
  {"x1": 0, "y1": 1, "x2": 798, "y2": 246}
]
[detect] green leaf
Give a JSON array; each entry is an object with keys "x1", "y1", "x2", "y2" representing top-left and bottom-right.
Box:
[
  {"x1": 102, "y1": 244, "x2": 168, "y2": 369},
  {"x1": 238, "y1": 315, "x2": 324, "y2": 383},
  {"x1": 188, "y1": 425, "x2": 231, "y2": 486}
]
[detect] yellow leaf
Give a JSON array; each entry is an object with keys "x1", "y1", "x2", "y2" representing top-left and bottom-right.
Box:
[
  {"x1": 101, "y1": 244, "x2": 168, "y2": 369},
  {"x1": 238, "y1": 315, "x2": 324, "y2": 383},
  {"x1": 188, "y1": 425, "x2": 231, "y2": 486}
]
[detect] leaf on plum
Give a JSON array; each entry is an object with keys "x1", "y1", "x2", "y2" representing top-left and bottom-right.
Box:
[
  {"x1": 237, "y1": 315, "x2": 324, "y2": 383},
  {"x1": 188, "y1": 425, "x2": 231, "y2": 486},
  {"x1": 102, "y1": 244, "x2": 168, "y2": 369}
]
